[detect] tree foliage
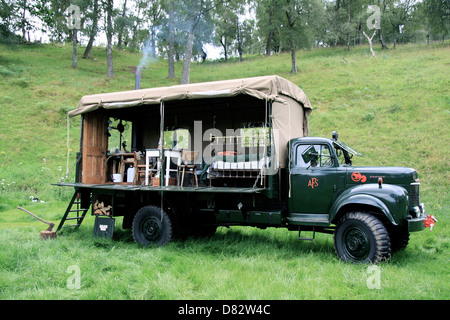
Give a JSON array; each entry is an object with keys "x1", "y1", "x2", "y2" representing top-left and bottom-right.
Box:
[{"x1": 1, "y1": 0, "x2": 448, "y2": 75}]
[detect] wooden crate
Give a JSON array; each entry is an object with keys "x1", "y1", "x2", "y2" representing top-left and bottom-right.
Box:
[{"x1": 152, "y1": 177, "x2": 177, "y2": 186}]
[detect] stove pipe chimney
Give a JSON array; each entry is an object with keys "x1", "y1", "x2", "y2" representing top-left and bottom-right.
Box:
[{"x1": 135, "y1": 66, "x2": 141, "y2": 90}]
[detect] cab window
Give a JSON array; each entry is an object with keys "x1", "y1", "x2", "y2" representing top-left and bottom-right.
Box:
[{"x1": 295, "y1": 144, "x2": 334, "y2": 168}]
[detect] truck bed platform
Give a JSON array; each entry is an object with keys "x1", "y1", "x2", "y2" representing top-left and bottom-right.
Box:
[{"x1": 54, "y1": 182, "x2": 267, "y2": 194}]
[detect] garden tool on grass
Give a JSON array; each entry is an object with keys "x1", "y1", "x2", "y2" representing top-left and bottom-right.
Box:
[{"x1": 17, "y1": 206, "x2": 56, "y2": 239}]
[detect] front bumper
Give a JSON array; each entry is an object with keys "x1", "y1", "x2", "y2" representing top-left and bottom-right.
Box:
[
  {"x1": 407, "y1": 203, "x2": 426, "y2": 232},
  {"x1": 407, "y1": 216, "x2": 426, "y2": 232}
]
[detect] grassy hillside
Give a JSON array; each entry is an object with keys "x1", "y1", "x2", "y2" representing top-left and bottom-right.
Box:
[{"x1": 0, "y1": 42, "x2": 448, "y2": 300}]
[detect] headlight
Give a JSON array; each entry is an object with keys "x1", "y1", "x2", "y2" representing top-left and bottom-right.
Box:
[{"x1": 420, "y1": 203, "x2": 425, "y2": 214}]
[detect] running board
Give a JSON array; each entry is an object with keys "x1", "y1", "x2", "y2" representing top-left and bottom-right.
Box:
[{"x1": 287, "y1": 213, "x2": 330, "y2": 226}]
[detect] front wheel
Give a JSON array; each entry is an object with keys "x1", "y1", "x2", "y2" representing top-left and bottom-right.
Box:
[
  {"x1": 132, "y1": 205, "x2": 172, "y2": 246},
  {"x1": 334, "y1": 212, "x2": 391, "y2": 263}
]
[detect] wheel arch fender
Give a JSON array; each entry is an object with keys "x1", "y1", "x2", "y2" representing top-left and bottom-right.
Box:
[{"x1": 330, "y1": 186, "x2": 400, "y2": 226}]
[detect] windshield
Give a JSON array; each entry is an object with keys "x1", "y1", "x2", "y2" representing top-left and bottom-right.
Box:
[{"x1": 333, "y1": 139, "x2": 363, "y2": 166}]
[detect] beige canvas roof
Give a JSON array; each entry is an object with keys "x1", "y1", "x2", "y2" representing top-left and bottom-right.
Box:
[
  {"x1": 70, "y1": 75, "x2": 313, "y2": 167},
  {"x1": 69, "y1": 75, "x2": 312, "y2": 118}
]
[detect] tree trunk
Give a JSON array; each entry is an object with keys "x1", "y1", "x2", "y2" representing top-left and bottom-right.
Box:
[
  {"x1": 21, "y1": 0, "x2": 27, "y2": 43},
  {"x1": 181, "y1": 26, "x2": 195, "y2": 84},
  {"x1": 358, "y1": 21, "x2": 363, "y2": 45},
  {"x1": 392, "y1": 25, "x2": 396, "y2": 49},
  {"x1": 117, "y1": 0, "x2": 127, "y2": 49},
  {"x1": 378, "y1": 0, "x2": 387, "y2": 49},
  {"x1": 180, "y1": 1, "x2": 206, "y2": 84},
  {"x1": 130, "y1": 3, "x2": 142, "y2": 51},
  {"x1": 238, "y1": 45, "x2": 243, "y2": 62},
  {"x1": 150, "y1": 27, "x2": 156, "y2": 57},
  {"x1": 72, "y1": 29, "x2": 77, "y2": 68},
  {"x1": 236, "y1": 20, "x2": 243, "y2": 62},
  {"x1": 220, "y1": 35, "x2": 228, "y2": 60},
  {"x1": 379, "y1": 26, "x2": 387, "y2": 49},
  {"x1": 363, "y1": 30, "x2": 376, "y2": 57},
  {"x1": 106, "y1": 0, "x2": 114, "y2": 78},
  {"x1": 201, "y1": 47, "x2": 207, "y2": 62},
  {"x1": 284, "y1": 0, "x2": 300, "y2": 72},
  {"x1": 290, "y1": 45, "x2": 297, "y2": 73},
  {"x1": 168, "y1": 2, "x2": 175, "y2": 78},
  {"x1": 83, "y1": 0, "x2": 99, "y2": 59},
  {"x1": 277, "y1": 27, "x2": 282, "y2": 53},
  {"x1": 346, "y1": 0, "x2": 351, "y2": 51},
  {"x1": 266, "y1": 29, "x2": 273, "y2": 56}
]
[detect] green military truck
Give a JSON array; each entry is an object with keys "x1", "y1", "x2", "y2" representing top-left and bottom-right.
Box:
[{"x1": 56, "y1": 75, "x2": 429, "y2": 263}]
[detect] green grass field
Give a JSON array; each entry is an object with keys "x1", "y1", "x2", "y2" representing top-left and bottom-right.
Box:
[{"x1": 0, "y1": 42, "x2": 449, "y2": 300}]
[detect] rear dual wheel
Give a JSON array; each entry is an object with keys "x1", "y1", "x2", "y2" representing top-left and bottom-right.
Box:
[
  {"x1": 334, "y1": 212, "x2": 391, "y2": 263},
  {"x1": 132, "y1": 205, "x2": 172, "y2": 246}
]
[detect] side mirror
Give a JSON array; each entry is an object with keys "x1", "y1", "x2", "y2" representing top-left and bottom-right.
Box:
[
  {"x1": 332, "y1": 131, "x2": 339, "y2": 140},
  {"x1": 301, "y1": 145, "x2": 318, "y2": 164}
]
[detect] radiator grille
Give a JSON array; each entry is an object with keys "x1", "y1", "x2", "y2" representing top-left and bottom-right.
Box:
[{"x1": 409, "y1": 183, "x2": 420, "y2": 208}]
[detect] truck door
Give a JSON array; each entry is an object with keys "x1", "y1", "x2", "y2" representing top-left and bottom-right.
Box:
[
  {"x1": 81, "y1": 112, "x2": 108, "y2": 184},
  {"x1": 289, "y1": 143, "x2": 339, "y2": 214}
]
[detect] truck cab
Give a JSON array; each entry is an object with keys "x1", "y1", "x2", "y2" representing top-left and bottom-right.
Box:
[{"x1": 286, "y1": 131, "x2": 427, "y2": 262}]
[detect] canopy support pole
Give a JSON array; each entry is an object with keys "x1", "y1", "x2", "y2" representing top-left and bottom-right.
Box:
[{"x1": 159, "y1": 101, "x2": 165, "y2": 187}]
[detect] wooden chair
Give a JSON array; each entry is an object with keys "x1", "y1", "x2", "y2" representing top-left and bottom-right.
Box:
[
  {"x1": 134, "y1": 152, "x2": 148, "y2": 185},
  {"x1": 118, "y1": 151, "x2": 147, "y2": 185},
  {"x1": 177, "y1": 150, "x2": 199, "y2": 187}
]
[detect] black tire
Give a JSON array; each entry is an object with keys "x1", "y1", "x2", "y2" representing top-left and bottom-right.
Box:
[
  {"x1": 132, "y1": 205, "x2": 172, "y2": 246},
  {"x1": 389, "y1": 227, "x2": 410, "y2": 252},
  {"x1": 334, "y1": 212, "x2": 391, "y2": 263}
]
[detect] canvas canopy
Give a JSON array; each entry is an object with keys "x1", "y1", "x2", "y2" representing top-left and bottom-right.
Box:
[{"x1": 70, "y1": 75, "x2": 313, "y2": 168}]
